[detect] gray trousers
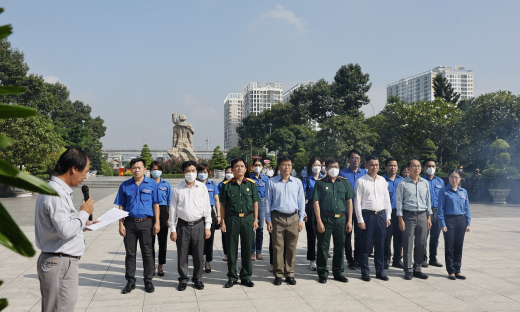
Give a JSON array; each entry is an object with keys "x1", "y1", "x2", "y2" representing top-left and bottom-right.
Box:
[
  {"x1": 402, "y1": 210, "x2": 428, "y2": 273},
  {"x1": 177, "y1": 219, "x2": 205, "y2": 283},
  {"x1": 37, "y1": 253, "x2": 79, "y2": 312}
]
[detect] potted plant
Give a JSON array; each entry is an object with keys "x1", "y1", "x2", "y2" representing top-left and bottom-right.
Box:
[{"x1": 482, "y1": 139, "x2": 516, "y2": 204}]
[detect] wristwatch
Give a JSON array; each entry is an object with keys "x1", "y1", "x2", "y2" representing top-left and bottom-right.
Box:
[{"x1": 254, "y1": 219, "x2": 259, "y2": 222}]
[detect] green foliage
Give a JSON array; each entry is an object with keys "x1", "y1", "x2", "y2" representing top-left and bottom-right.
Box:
[
  {"x1": 293, "y1": 148, "x2": 309, "y2": 173},
  {"x1": 124, "y1": 170, "x2": 133, "y2": 176},
  {"x1": 99, "y1": 160, "x2": 113, "y2": 176},
  {"x1": 490, "y1": 139, "x2": 510, "y2": 152},
  {"x1": 159, "y1": 173, "x2": 185, "y2": 178},
  {"x1": 140, "y1": 144, "x2": 153, "y2": 168},
  {"x1": 432, "y1": 72, "x2": 460, "y2": 104},
  {"x1": 210, "y1": 145, "x2": 228, "y2": 170},
  {"x1": 419, "y1": 139, "x2": 437, "y2": 163}
]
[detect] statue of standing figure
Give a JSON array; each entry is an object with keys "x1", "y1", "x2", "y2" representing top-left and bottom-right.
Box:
[{"x1": 167, "y1": 113, "x2": 197, "y2": 161}]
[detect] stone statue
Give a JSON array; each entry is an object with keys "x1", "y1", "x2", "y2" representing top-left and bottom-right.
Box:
[{"x1": 167, "y1": 113, "x2": 197, "y2": 161}]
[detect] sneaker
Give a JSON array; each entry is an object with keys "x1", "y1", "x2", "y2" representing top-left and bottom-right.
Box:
[{"x1": 309, "y1": 261, "x2": 317, "y2": 271}]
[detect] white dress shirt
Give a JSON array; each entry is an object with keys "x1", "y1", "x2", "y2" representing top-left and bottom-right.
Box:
[
  {"x1": 354, "y1": 174, "x2": 392, "y2": 223},
  {"x1": 169, "y1": 180, "x2": 212, "y2": 232}
]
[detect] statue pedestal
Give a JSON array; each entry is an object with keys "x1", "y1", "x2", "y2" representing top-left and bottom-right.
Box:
[{"x1": 168, "y1": 146, "x2": 197, "y2": 161}]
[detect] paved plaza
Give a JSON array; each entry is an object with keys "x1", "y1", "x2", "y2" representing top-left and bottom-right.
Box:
[{"x1": 1, "y1": 184, "x2": 520, "y2": 312}]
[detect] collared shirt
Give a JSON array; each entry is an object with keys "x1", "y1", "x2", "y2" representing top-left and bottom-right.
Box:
[
  {"x1": 383, "y1": 174, "x2": 404, "y2": 209},
  {"x1": 302, "y1": 174, "x2": 324, "y2": 200},
  {"x1": 114, "y1": 176, "x2": 160, "y2": 219},
  {"x1": 313, "y1": 176, "x2": 355, "y2": 214},
  {"x1": 157, "y1": 178, "x2": 172, "y2": 206},
  {"x1": 169, "y1": 180, "x2": 212, "y2": 232},
  {"x1": 339, "y1": 167, "x2": 367, "y2": 211},
  {"x1": 219, "y1": 178, "x2": 260, "y2": 214},
  {"x1": 249, "y1": 173, "x2": 269, "y2": 199},
  {"x1": 34, "y1": 176, "x2": 89, "y2": 257},
  {"x1": 354, "y1": 174, "x2": 392, "y2": 223},
  {"x1": 423, "y1": 175, "x2": 445, "y2": 208},
  {"x1": 265, "y1": 175, "x2": 305, "y2": 223},
  {"x1": 203, "y1": 179, "x2": 220, "y2": 206},
  {"x1": 438, "y1": 185, "x2": 471, "y2": 228},
  {"x1": 396, "y1": 176, "x2": 432, "y2": 217}
]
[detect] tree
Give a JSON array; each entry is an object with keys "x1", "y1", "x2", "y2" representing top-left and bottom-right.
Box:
[
  {"x1": 331, "y1": 63, "x2": 372, "y2": 118},
  {"x1": 226, "y1": 147, "x2": 246, "y2": 164},
  {"x1": 140, "y1": 144, "x2": 153, "y2": 168},
  {"x1": 211, "y1": 145, "x2": 228, "y2": 170},
  {"x1": 293, "y1": 148, "x2": 309, "y2": 173},
  {"x1": 432, "y1": 72, "x2": 460, "y2": 104},
  {"x1": 99, "y1": 159, "x2": 114, "y2": 176},
  {"x1": 419, "y1": 139, "x2": 438, "y2": 164},
  {"x1": 265, "y1": 124, "x2": 314, "y2": 156}
]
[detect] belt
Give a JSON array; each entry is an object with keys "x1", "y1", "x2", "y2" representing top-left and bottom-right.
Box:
[
  {"x1": 403, "y1": 210, "x2": 426, "y2": 215},
  {"x1": 178, "y1": 217, "x2": 204, "y2": 226},
  {"x1": 42, "y1": 252, "x2": 81, "y2": 260},
  {"x1": 362, "y1": 209, "x2": 386, "y2": 215},
  {"x1": 322, "y1": 211, "x2": 345, "y2": 218},
  {"x1": 272, "y1": 210, "x2": 298, "y2": 218},
  {"x1": 126, "y1": 216, "x2": 151, "y2": 222},
  {"x1": 432, "y1": 208, "x2": 438, "y2": 212},
  {"x1": 227, "y1": 211, "x2": 253, "y2": 218}
]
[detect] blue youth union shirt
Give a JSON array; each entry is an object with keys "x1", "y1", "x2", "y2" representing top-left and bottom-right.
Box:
[
  {"x1": 302, "y1": 174, "x2": 324, "y2": 200},
  {"x1": 114, "y1": 176, "x2": 160, "y2": 219},
  {"x1": 249, "y1": 173, "x2": 269, "y2": 199},
  {"x1": 157, "y1": 178, "x2": 172, "y2": 206},
  {"x1": 438, "y1": 185, "x2": 471, "y2": 228},
  {"x1": 339, "y1": 167, "x2": 367, "y2": 210},
  {"x1": 423, "y1": 175, "x2": 445, "y2": 208},
  {"x1": 383, "y1": 174, "x2": 404, "y2": 209},
  {"x1": 205, "y1": 180, "x2": 220, "y2": 206}
]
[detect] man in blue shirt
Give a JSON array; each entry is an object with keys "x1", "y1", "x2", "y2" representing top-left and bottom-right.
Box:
[
  {"x1": 266, "y1": 155, "x2": 305, "y2": 286},
  {"x1": 339, "y1": 149, "x2": 367, "y2": 269},
  {"x1": 383, "y1": 157, "x2": 404, "y2": 269},
  {"x1": 422, "y1": 158, "x2": 445, "y2": 268},
  {"x1": 116, "y1": 158, "x2": 160, "y2": 294}
]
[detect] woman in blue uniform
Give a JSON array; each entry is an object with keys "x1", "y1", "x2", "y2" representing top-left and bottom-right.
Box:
[
  {"x1": 218, "y1": 166, "x2": 233, "y2": 261},
  {"x1": 249, "y1": 158, "x2": 270, "y2": 261},
  {"x1": 302, "y1": 157, "x2": 323, "y2": 271}
]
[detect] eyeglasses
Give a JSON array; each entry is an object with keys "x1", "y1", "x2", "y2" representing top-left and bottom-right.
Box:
[{"x1": 410, "y1": 165, "x2": 421, "y2": 168}]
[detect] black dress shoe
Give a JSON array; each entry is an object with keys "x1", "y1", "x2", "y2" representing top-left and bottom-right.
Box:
[
  {"x1": 241, "y1": 279, "x2": 255, "y2": 287},
  {"x1": 361, "y1": 274, "x2": 371, "y2": 282},
  {"x1": 122, "y1": 282, "x2": 135, "y2": 294},
  {"x1": 392, "y1": 261, "x2": 404, "y2": 269},
  {"x1": 205, "y1": 262, "x2": 212, "y2": 273},
  {"x1": 404, "y1": 272, "x2": 413, "y2": 280},
  {"x1": 448, "y1": 275, "x2": 456, "y2": 280},
  {"x1": 318, "y1": 277, "x2": 327, "y2": 284},
  {"x1": 413, "y1": 271, "x2": 429, "y2": 279},
  {"x1": 376, "y1": 273, "x2": 389, "y2": 281},
  {"x1": 273, "y1": 277, "x2": 282, "y2": 286},
  {"x1": 455, "y1": 274, "x2": 466, "y2": 280},
  {"x1": 224, "y1": 280, "x2": 237, "y2": 288},
  {"x1": 158, "y1": 270, "x2": 165, "y2": 277},
  {"x1": 178, "y1": 282, "x2": 188, "y2": 291},
  {"x1": 144, "y1": 282, "x2": 155, "y2": 293},
  {"x1": 422, "y1": 261, "x2": 429, "y2": 268},
  {"x1": 333, "y1": 275, "x2": 348, "y2": 283},
  {"x1": 194, "y1": 281, "x2": 204, "y2": 290},
  {"x1": 347, "y1": 262, "x2": 356, "y2": 270},
  {"x1": 429, "y1": 260, "x2": 443, "y2": 267},
  {"x1": 384, "y1": 260, "x2": 390, "y2": 270},
  {"x1": 286, "y1": 277, "x2": 296, "y2": 285}
]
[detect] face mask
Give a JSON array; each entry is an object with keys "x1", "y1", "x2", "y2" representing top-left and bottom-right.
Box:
[
  {"x1": 321, "y1": 166, "x2": 326, "y2": 174},
  {"x1": 328, "y1": 168, "x2": 339, "y2": 178},
  {"x1": 151, "y1": 170, "x2": 162, "y2": 178},
  {"x1": 185, "y1": 172, "x2": 197, "y2": 182},
  {"x1": 253, "y1": 166, "x2": 262, "y2": 174},
  {"x1": 277, "y1": 170, "x2": 280, "y2": 175},
  {"x1": 198, "y1": 173, "x2": 208, "y2": 181},
  {"x1": 312, "y1": 166, "x2": 321, "y2": 174},
  {"x1": 225, "y1": 173, "x2": 234, "y2": 180},
  {"x1": 426, "y1": 168, "x2": 436, "y2": 176}
]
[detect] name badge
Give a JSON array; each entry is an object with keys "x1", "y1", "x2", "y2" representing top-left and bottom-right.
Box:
[
  {"x1": 436, "y1": 185, "x2": 441, "y2": 188},
  {"x1": 258, "y1": 182, "x2": 264, "y2": 187},
  {"x1": 461, "y1": 195, "x2": 466, "y2": 199},
  {"x1": 208, "y1": 189, "x2": 213, "y2": 192}
]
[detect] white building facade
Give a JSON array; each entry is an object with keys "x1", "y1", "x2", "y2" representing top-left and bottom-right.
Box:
[
  {"x1": 223, "y1": 93, "x2": 243, "y2": 150},
  {"x1": 283, "y1": 82, "x2": 320, "y2": 131},
  {"x1": 243, "y1": 82, "x2": 283, "y2": 116}
]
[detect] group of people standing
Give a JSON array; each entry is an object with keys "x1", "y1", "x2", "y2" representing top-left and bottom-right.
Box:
[{"x1": 34, "y1": 147, "x2": 472, "y2": 312}]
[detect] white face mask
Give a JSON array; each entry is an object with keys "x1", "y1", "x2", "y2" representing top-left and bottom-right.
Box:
[
  {"x1": 185, "y1": 172, "x2": 197, "y2": 182},
  {"x1": 312, "y1": 166, "x2": 321, "y2": 174},
  {"x1": 328, "y1": 168, "x2": 339, "y2": 178},
  {"x1": 253, "y1": 166, "x2": 262, "y2": 174},
  {"x1": 426, "y1": 168, "x2": 436, "y2": 176},
  {"x1": 198, "y1": 173, "x2": 208, "y2": 181},
  {"x1": 225, "y1": 173, "x2": 234, "y2": 180},
  {"x1": 321, "y1": 166, "x2": 326, "y2": 174}
]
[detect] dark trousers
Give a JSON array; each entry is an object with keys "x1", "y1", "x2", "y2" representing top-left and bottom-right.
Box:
[
  {"x1": 443, "y1": 215, "x2": 466, "y2": 274},
  {"x1": 305, "y1": 201, "x2": 318, "y2": 261},
  {"x1": 317, "y1": 215, "x2": 346, "y2": 278},
  {"x1": 123, "y1": 218, "x2": 154, "y2": 283},
  {"x1": 269, "y1": 233, "x2": 273, "y2": 265},
  {"x1": 252, "y1": 199, "x2": 265, "y2": 254},
  {"x1": 345, "y1": 213, "x2": 360, "y2": 263},
  {"x1": 152, "y1": 205, "x2": 169, "y2": 265},
  {"x1": 402, "y1": 211, "x2": 428, "y2": 273},
  {"x1": 385, "y1": 209, "x2": 402, "y2": 262},
  {"x1": 225, "y1": 214, "x2": 254, "y2": 281},
  {"x1": 177, "y1": 219, "x2": 205, "y2": 283},
  {"x1": 424, "y1": 208, "x2": 441, "y2": 262},
  {"x1": 359, "y1": 210, "x2": 387, "y2": 275},
  {"x1": 204, "y1": 206, "x2": 217, "y2": 262},
  {"x1": 222, "y1": 231, "x2": 227, "y2": 256}
]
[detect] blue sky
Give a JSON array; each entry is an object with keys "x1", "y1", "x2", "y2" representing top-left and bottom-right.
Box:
[{"x1": 3, "y1": 0, "x2": 520, "y2": 151}]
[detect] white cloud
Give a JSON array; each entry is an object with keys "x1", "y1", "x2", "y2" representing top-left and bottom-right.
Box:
[
  {"x1": 43, "y1": 75, "x2": 61, "y2": 84},
  {"x1": 252, "y1": 5, "x2": 307, "y2": 33}
]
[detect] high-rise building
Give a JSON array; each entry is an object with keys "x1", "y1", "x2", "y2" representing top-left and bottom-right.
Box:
[
  {"x1": 387, "y1": 66, "x2": 474, "y2": 103},
  {"x1": 243, "y1": 82, "x2": 283, "y2": 116},
  {"x1": 223, "y1": 93, "x2": 243, "y2": 150},
  {"x1": 283, "y1": 82, "x2": 320, "y2": 131}
]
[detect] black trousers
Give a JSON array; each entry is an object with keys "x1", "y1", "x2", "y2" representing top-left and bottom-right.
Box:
[
  {"x1": 204, "y1": 206, "x2": 217, "y2": 262},
  {"x1": 345, "y1": 213, "x2": 360, "y2": 263},
  {"x1": 443, "y1": 215, "x2": 467, "y2": 274},
  {"x1": 359, "y1": 210, "x2": 387, "y2": 275},
  {"x1": 152, "y1": 205, "x2": 169, "y2": 265},
  {"x1": 384, "y1": 209, "x2": 402, "y2": 262},
  {"x1": 123, "y1": 218, "x2": 154, "y2": 283},
  {"x1": 424, "y1": 208, "x2": 442, "y2": 262},
  {"x1": 305, "y1": 200, "x2": 318, "y2": 261}
]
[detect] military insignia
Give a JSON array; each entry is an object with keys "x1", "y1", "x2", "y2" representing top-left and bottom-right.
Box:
[
  {"x1": 223, "y1": 179, "x2": 232, "y2": 184},
  {"x1": 246, "y1": 178, "x2": 256, "y2": 183},
  {"x1": 247, "y1": 188, "x2": 249, "y2": 191},
  {"x1": 317, "y1": 176, "x2": 326, "y2": 180},
  {"x1": 326, "y1": 187, "x2": 328, "y2": 190}
]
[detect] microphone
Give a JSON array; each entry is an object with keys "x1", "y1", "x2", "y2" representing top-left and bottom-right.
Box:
[{"x1": 82, "y1": 185, "x2": 92, "y2": 221}]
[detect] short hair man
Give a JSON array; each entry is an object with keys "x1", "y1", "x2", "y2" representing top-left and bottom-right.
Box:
[
  {"x1": 35, "y1": 148, "x2": 97, "y2": 312},
  {"x1": 170, "y1": 160, "x2": 212, "y2": 291},
  {"x1": 383, "y1": 157, "x2": 405, "y2": 269},
  {"x1": 116, "y1": 158, "x2": 160, "y2": 294},
  {"x1": 265, "y1": 155, "x2": 305, "y2": 286}
]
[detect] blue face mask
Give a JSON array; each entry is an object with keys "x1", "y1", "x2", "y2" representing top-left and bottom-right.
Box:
[
  {"x1": 151, "y1": 170, "x2": 162, "y2": 178},
  {"x1": 198, "y1": 173, "x2": 208, "y2": 181}
]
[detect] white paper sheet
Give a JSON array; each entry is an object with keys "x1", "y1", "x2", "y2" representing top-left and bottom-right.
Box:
[{"x1": 85, "y1": 208, "x2": 129, "y2": 231}]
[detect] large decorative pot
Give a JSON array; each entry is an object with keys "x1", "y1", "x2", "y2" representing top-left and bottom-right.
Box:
[
  {"x1": 488, "y1": 189, "x2": 510, "y2": 204},
  {"x1": 0, "y1": 184, "x2": 33, "y2": 197}
]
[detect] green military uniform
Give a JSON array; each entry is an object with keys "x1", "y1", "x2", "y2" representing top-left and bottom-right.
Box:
[
  {"x1": 313, "y1": 176, "x2": 355, "y2": 278},
  {"x1": 220, "y1": 177, "x2": 260, "y2": 282}
]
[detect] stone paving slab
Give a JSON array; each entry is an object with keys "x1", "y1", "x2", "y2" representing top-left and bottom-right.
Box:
[{"x1": 1, "y1": 190, "x2": 520, "y2": 311}]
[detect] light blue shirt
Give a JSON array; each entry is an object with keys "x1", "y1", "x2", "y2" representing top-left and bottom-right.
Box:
[
  {"x1": 265, "y1": 175, "x2": 305, "y2": 223},
  {"x1": 396, "y1": 176, "x2": 432, "y2": 217}
]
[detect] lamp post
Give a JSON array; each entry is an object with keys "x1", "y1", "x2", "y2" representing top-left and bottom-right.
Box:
[{"x1": 357, "y1": 100, "x2": 375, "y2": 117}]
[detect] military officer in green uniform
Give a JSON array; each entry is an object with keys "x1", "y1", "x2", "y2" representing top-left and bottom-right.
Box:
[
  {"x1": 313, "y1": 157, "x2": 355, "y2": 283},
  {"x1": 220, "y1": 157, "x2": 260, "y2": 288}
]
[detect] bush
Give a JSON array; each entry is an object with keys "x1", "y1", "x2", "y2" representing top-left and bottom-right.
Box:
[
  {"x1": 160, "y1": 174, "x2": 185, "y2": 178},
  {"x1": 124, "y1": 171, "x2": 133, "y2": 176}
]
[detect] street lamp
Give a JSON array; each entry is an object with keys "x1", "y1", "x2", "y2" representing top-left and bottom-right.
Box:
[{"x1": 357, "y1": 100, "x2": 375, "y2": 117}]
